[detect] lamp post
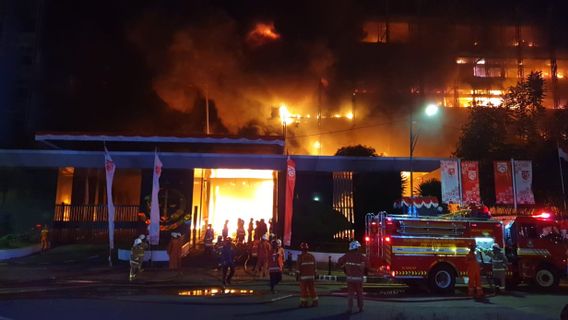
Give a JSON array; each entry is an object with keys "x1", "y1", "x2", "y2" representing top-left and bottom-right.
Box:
[{"x1": 409, "y1": 103, "x2": 439, "y2": 215}]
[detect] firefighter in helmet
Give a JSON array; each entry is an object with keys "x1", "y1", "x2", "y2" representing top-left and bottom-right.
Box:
[
  {"x1": 337, "y1": 240, "x2": 368, "y2": 314},
  {"x1": 489, "y1": 243, "x2": 508, "y2": 293},
  {"x1": 297, "y1": 242, "x2": 318, "y2": 307},
  {"x1": 268, "y1": 239, "x2": 284, "y2": 293},
  {"x1": 129, "y1": 238, "x2": 146, "y2": 281},
  {"x1": 467, "y1": 243, "x2": 483, "y2": 298}
]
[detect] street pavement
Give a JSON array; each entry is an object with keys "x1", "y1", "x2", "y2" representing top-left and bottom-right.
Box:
[{"x1": 0, "y1": 245, "x2": 567, "y2": 320}]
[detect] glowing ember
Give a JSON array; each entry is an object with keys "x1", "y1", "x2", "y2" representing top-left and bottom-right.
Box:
[
  {"x1": 247, "y1": 22, "x2": 280, "y2": 47},
  {"x1": 346, "y1": 112, "x2": 354, "y2": 120}
]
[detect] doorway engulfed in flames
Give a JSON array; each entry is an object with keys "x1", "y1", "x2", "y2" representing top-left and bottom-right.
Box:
[{"x1": 192, "y1": 169, "x2": 276, "y2": 241}]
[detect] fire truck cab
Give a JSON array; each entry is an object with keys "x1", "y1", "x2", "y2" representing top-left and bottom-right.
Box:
[
  {"x1": 503, "y1": 213, "x2": 568, "y2": 289},
  {"x1": 365, "y1": 212, "x2": 504, "y2": 293}
]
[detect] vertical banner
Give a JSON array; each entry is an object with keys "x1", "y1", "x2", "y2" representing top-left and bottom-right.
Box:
[
  {"x1": 283, "y1": 157, "x2": 296, "y2": 247},
  {"x1": 513, "y1": 160, "x2": 535, "y2": 205},
  {"x1": 461, "y1": 161, "x2": 481, "y2": 204},
  {"x1": 440, "y1": 160, "x2": 461, "y2": 203},
  {"x1": 149, "y1": 151, "x2": 163, "y2": 245},
  {"x1": 494, "y1": 161, "x2": 514, "y2": 204},
  {"x1": 104, "y1": 148, "x2": 116, "y2": 250}
]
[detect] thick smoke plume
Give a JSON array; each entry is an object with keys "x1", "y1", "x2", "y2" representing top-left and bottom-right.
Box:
[{"x1": 130, "y1": 10, "x2": 334, "y2": 134}]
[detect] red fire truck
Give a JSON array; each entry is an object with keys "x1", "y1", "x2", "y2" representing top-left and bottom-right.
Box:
[{"x1": 365, "y1": 211, "x2": 568, "y2": 293}]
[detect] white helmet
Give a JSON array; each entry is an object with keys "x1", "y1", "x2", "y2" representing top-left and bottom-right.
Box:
[
  {"x1": 261, "y1": 234, "x2": 268, "y2": 241},
  {"x1": 349, "y1": 240, "x2": 361, "y2": 251},
  {"x1": 134, "y1": 238, "x2": 142, "y2": 246},
  {"x1": 276, "y1": 239, "x2": 282, "y2": 247},
  {"x1": 138, "y1": 234, "x2": 146, "y2": 240}
]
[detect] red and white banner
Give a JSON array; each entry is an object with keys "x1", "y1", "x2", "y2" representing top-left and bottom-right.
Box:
[
  {"x1": 440, "y1": 160, "x2": 461, "y2": 204},
  {"x1": 494, "y1": 161, "x2": 514, "y2": 205},
  {"x1": 283, "y1": 157, "x2": 296, "y2": 247},
  {"x1": 514, "y1": 160, "x2": 535, "y2": 205},
  {"x1": 461, "y1": 161, "x2": 481, "y2": 204},
  {"x1": 104, "y1": 147, "x2": 116, "y2": 250},
  {"x1": 149, "y1": 151, "x2": 163, "y2": 245}
]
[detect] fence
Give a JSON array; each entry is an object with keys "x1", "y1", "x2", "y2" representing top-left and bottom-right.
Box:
[{"x1": 52, "y1": 204, "x2": 142, "y2": 244}]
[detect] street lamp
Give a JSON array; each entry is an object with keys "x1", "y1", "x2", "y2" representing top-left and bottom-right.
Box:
[{"x1": 409, "y1": 103, "x2": 440, "y2": 216}]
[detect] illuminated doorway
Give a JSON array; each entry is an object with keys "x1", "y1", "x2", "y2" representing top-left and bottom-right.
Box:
[{"x1": 192, "y1": 168, "x2": 276, "y2": 242}]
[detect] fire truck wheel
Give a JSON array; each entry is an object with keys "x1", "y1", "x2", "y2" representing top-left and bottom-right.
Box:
[
  {"x1": 533, "y1": 266, "x2": 559, "y2": 290},
  {"x1": 428, "y1": 264, "x2": 456, "y2": 294}
]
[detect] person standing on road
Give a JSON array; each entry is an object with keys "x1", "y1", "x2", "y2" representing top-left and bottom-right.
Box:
[
  {"x1": 247, "y1": 218, "x2": 254, "y2": 243},
  {"x1": 268, "y1": 239, "x2": 284, "y2": 293},
  {"x1": 297, "y1": 242, "x2": 318, "y2": 307},
  {"x1": 222, "y1": 220, "x2": 229, "y2": 240},
  {"x1": 337, "y1": 240, "x2": 368, "y2": 314},
  {"x1": 40, "y1": 225, "x2": 49, "y2": 253},
  {"x1": 256, "y1": 234, "x2": 271, "y2": 277},
  {"x1": 204, "y1": 224, "x2": 214, "y2": 255},
  {"x1": 220, "y1": 237, "x2": 236, "y2": 287},
  {"x1": 167, "y1": 232, "x2": 182, "y2": 272},
  {"x1": 489, "y1": 243, "x2": 507, "y2": 293},
  {"x1": 129, "y1": 238, "x2": 146, "y2": 281},
  {"x1": 467, "y1": 243, "x2": 484, "y2": 298},
  {"x1": 236, "y1": 219, "x2": 246, "y2": 245}
]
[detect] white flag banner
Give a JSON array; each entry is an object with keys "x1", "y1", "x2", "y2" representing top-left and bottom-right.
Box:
[
  {"x1": 149, "y1": 151, "x2": 163, "y2": 245},
  {"x1": 514, "y1": 160, "x2": 535, "y2": 205},
  {"x1": 104, "y1": 148, "x2": 116, "y2": 250},
  {"x1": 440, "y1": 160, "x2": 461, "y2": 204}
]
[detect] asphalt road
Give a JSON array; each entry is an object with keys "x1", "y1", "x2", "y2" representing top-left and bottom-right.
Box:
[{"x1": 0, "y1": 290, "x2": 566, "y2": 320}]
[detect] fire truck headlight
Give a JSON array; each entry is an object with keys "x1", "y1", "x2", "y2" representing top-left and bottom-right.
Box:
[
  {"x1": 384, "y1": 236, "x2": 391, "y2": 243},
  {"x1": 365, "y1": 236, "x2": 370, "y2": 242}
]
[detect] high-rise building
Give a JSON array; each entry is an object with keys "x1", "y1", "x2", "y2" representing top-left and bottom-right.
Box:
[{"x1": 0, "y1": 0, "x2": 44, "y2": 147}]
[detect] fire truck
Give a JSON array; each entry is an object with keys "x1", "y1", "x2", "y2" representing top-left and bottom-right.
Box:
[{"x1": 365, "y1": 211, "x2": 568, "y2": 293}]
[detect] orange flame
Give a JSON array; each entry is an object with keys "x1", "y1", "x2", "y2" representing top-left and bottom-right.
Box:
[{"x1": 247, "y1": 22, "x2": 280, "y2": 46}]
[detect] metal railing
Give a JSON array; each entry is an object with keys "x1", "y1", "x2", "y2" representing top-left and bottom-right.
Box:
[{"x1": 52, "y1": 204, "x2": 141, "y2": 243}]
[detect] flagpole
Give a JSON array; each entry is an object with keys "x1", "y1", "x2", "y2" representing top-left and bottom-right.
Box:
[
  {"x1": 511, "y1": 159, "x2": 517, "y2": 212},
  {"x1": 556, "y1": 141, "x2": 567, "y2": 214}
]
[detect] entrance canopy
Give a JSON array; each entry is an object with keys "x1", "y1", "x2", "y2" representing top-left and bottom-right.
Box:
[{"x1": 0, "y1": 149, "x2": 444, "y2": 172}]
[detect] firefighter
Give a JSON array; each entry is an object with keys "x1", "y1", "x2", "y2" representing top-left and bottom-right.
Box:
[
  {"x1": 137, "y1": 234, "x2": 149, "y2": 271},
  {"x1": 220, "y1": 237, "x2": 235, "y2": 287},
  {"x1": 490, "y1": 243, "x2": 507, "y2": 293},
  {"x1": 467, "y1": 244, "x2": 483, "y2": 298},
  {"x1": 129, "y1": 238, "x2": 146, "y2": 281},
  {"x1": 204, "y1": 224, "x2": 214, "y2": 255},
  {"x1": 268, "y1": 239, "x2": 284, "y2": 293},
  {"x1": 167, "y1": 232, "x2": 182, "y2": 271},
  {"x1": 337, "y1": 240, "x2": 368, "y2": 314},
  {"x1": 297, "y1": 242, "x2": 318, "y2": 308},
  {"x1": 40, "y1": 225, "x2": 49, "y2": 253},
  {"x1": 256, "y1": 234, "x2": 271, "y2": 277}
]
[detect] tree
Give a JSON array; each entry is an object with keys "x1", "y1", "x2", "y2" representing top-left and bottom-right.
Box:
[
  {"x1": 455, "y1": 71, "x2": 568, "y2": 207},
  {"x1": 418, "y1": 178, "x2": 441, "y2": 203},
  {"x1": 335, "y1": 144, "x2": 380, "y2": 157}
]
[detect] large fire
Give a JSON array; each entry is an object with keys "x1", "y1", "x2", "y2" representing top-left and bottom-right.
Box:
[
  {"x1": 206, "y1": 169, "x2": 275, "y2": 238},
  {"x1": 247, "y1": 22, "x2": 280, "y2": 47}
]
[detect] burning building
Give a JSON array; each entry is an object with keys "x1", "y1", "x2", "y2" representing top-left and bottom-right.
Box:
[{"x1": 0, "y1": 133, "x2": 440, "y2": 248}]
